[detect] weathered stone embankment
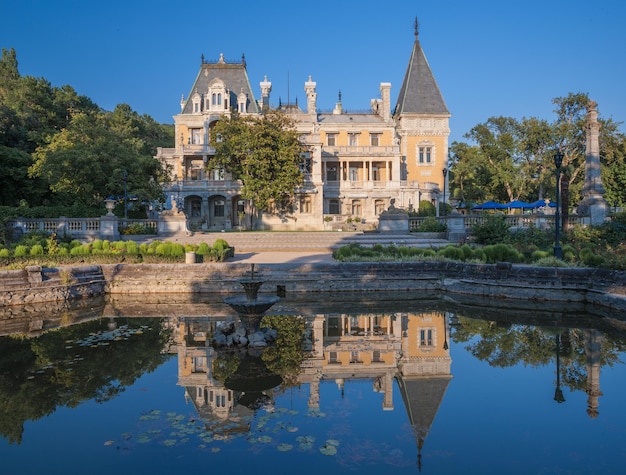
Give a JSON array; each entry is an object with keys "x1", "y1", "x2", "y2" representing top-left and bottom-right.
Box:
[{"x1": 1, "y1": 261, "x2": 625, "y2": 313}]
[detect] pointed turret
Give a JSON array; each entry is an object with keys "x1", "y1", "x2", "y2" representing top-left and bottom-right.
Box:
[{"x1": 394, "y1": 18, "x2": 449, "y2": 117}]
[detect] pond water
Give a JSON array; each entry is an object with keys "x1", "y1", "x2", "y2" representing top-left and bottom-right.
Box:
[{"x1": 1, "y1": 292, "x2": 626, "y2": 475}]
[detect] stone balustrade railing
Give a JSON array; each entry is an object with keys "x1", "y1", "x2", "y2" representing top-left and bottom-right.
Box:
[{"x1": 6, "y1": 213, "x2": 592, "y2": 241}]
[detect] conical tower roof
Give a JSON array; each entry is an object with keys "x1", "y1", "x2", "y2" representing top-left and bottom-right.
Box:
[{"x1": 394, "y1": 20, "x2": 449, "y2": 117}]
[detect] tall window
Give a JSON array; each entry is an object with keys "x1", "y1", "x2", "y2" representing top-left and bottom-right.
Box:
[
  {"x1": 349, "y1": 167, "x2": 358, "y2": 182},
  {"x1": 349, "y1": 133, "x2": 358, "y2": 147},
  {"x1": 326, "y1": 165, "x2": 338, "y2": 181},
  {"x1": 370, "y1": 133, "x2": 380, "y2": 146},
  {"x1": 191, "y1": 128, "x2": 202, "y2": 144},
  {"x1": 214, "y1": 199, "x2": 225, "y2": 217},
  {"x1": 375, "y1": 199, "x2": 385, "y2": 215},
  {"x1": 328, "y1": 199, "x2": 340, "y2": 214},
  {"x1": 372, "y1": 166, "x2": 380, "y2": 181},
  {"x1": 300, "y1": 152, "x2": 312, "y2": 175},
  {"x1": 420, "y1": 329, "x2": 434, "y2": 347},
  {"x1": 327, "y1": 133, "x2": 336, "y2": 146},
  {"x1": 210, "y1": 168, "x2": 224, "y2": 181},
  {"x1": 299, "y1": 196, "x2": 311, "y2": 214},
  {"x1": 351, "y1": 200, "x2": 362, "y2": 216},
  {"x1": 419, "y1": 146, "x2": 432, "y2": 164}
]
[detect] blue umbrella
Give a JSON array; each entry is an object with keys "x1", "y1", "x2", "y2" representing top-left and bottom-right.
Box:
[
  {"x1": 506, "y1": 200, "x2": 534, "y2": 209},
  {"x1": 471, "y1": 201, "x2": 507, "y2": 210}
]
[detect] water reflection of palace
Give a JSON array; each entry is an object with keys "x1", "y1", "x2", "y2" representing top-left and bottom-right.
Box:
[{"x1": 172, "y1": 311, "x2": 453, "y2": 455}]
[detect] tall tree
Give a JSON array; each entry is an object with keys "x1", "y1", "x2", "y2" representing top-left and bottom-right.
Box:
[
  {"x1": 209, "y1": 110, "x2": 304, "y2": 222},
  {"x1": 29, "y1": 110, "x2": 168, "y2": 208}
]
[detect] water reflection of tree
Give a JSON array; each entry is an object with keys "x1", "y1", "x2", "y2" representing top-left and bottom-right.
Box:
[
  {"x1": 210, "y1": 315, "x2": 305, "y2": 389},
  {"x1": 260, "y1": 315, "x2": 305, "y2": 389},
  {"x1": 451, "y1": 317, "x2": 626, "y2": 393},
  {"x1": 0, "y1": 318, "x2": 171, "y2": 445}
]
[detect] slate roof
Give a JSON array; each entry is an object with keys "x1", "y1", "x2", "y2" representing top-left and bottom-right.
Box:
[
  {"x1": 182, "y1": 58, "x2": 260, "y2": 115},
  {"x1": 394, "y1": 36, "x2": 449, "y2": 117},
  {"x1": 397, "y1": 375, "x2": 451, "y2": 455}
]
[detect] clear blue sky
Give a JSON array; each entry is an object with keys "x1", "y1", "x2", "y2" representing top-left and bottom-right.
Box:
[{"x1": 3, "y1": 0, "x2": 625, "y2": 144}]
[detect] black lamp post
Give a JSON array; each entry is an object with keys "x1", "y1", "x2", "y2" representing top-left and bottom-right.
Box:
[
  {"x1": 553, "y1": 152, "x2": 564, "y2": 259},
  {"x1": 122, "y1": 171, "x2": 128, "y2": 221},
  {"x1": 442, "y1": 168, "x2": 448, "y2": 217}
]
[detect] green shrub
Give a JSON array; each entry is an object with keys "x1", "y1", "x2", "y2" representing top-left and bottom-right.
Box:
[
  {"x1": 505, "y1": 225, "x2": 553, "y2": 249},
  {"x1": 333, "y1": 243, "x2": 362, "y2": 260},
  {"x1": 470, "y1": 215, "x2": 510, "y2": 245},
  {"x1": 580, "y1": 247, "x2": 605, "y2": 267},
  {"x1": 92, "y1": 240, "x2": 104, "y2": 251},
  {"x1": 213, "y1": 238, "x2": 230, "y2": 251},
  {"x1": 438, "y1": 245, "x2": 465, "y2": 261},
  {"x1": 482, "y1": 243, "x2": 524, "y2": 263},
  {"x1": 29, "y1": 244, "x2": 44, "y2": 256},
  {"x1": 70, "y1": 245, "x2": 90, "y2": 256},
  {"x1": 534, "y1": 256, "x2": 570, "y2": 267},
  {"x1": 125, "y1": 241, "x2": 139, "y2": 254},
  {"x1": 415, "y1": 216, "x2": 447, "y2": 233},
  {"x1": 415, "y1": 200, "x2": 436, "y2": 217},
  {"x1": 0, "y1": 248, "x2": 10, "y2": 257},
  {"x1": 14, "y1": 245, "x2": 28, "y2": 257},
  {"x1": 196, "y1": 242, "x2": 210, "y2": 255},
  {"x1": 46, "y1": 233, "x2": 61, "y2": 255},
  {"x1": 531, "y1": 250, "x2": 550, "y2": 261}
]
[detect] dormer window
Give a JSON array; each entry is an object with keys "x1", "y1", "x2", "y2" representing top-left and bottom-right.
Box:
[
  {"x1": 191, "y1": 92, "x2": 201, "y2": 114},
  {"x1": 208, "y1": 79, "x2": 228, "y2": 112},
  {"x1": 238, "y1": 90, "x2": 248, "y2": 113}
]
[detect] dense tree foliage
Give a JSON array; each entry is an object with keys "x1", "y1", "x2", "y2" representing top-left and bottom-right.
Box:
[
  {"x1": 0, "y1": 317, "x2": 171, "y2": 444},
  {"x1": 449, "y1": 92, "x2": 625, "y2": 209},
  {"x1": 0, "y1": 48, "x2": 173, "y2": 212},
  {"x1": 209, "y1": 110, "x2": 304, "y2": 219}
]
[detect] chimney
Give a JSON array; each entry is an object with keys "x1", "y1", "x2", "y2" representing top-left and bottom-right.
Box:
[{"x1": 380, "y1": 82, "x2": 391, "y2": 121}]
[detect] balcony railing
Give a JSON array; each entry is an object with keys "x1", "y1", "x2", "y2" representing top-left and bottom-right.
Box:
[{"x1": 322, "y1": 145, "x2": 400, "y2": 156}]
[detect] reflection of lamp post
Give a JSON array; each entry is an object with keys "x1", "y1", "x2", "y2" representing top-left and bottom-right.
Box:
[
  {"x1": 442, "y1": 168, "x2": 448, "y2": 217},
  {"x1": 123, "y1": 171, "x2": 128, "y2": 221},
  {"x1": 553, "y1": 152, "x2": 564, "y2": 259},
  {"x1": 554, "y1": 334, "x2": 565, "y2": 403}
]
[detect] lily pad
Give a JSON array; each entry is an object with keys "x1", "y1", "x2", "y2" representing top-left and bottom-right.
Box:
[
  {"x1": 320, "y1": 444, "x2": 338, "y2": 456},
  {"x1": 277, "y1": 443, "x2": 293, "y2": 452}
]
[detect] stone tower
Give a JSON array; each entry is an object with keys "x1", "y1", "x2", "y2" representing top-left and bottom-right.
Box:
[{"x1": 577, "y1": 100, "x2": 608, "y2": 224}]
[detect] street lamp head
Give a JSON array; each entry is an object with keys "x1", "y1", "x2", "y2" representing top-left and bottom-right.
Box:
[
  {"x1": 554, "y1": 151, "x2": 564, "y2": 169},
  {"x1": 442, "y1": 168, "x2": 448, "y2": 178}
]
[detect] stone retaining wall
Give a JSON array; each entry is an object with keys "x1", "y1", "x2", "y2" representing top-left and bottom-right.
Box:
[{"x1": 1, "y1": 262, "x2": 625, "y2": 312}]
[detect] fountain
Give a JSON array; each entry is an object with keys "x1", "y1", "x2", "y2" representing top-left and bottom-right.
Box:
[{"x1": 221, "y1": 264, "x2": 280, "y2": 339}]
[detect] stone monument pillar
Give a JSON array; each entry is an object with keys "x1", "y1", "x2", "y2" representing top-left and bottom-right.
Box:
[{"x1": 577, "y1": 100, "x2": 608, "y2": 225}]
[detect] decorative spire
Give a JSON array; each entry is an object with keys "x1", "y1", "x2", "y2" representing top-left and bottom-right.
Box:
[
  {"x1": 242, "y1": 53, "x2": 246, "y2": 68},
  {"x1": 201, "y1": 53, "x2": 205, "y2": 64},
  {"x1": 414, "y1": 17, "x2": 419, "y2": 38},
  {"x1": 338, "y1": 90, "x2": 342, "y2": 103}
]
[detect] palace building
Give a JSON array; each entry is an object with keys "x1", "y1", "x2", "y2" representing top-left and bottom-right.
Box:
[{"x1": 155, "y1": 22, "x2": 450, "y2": 231}]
